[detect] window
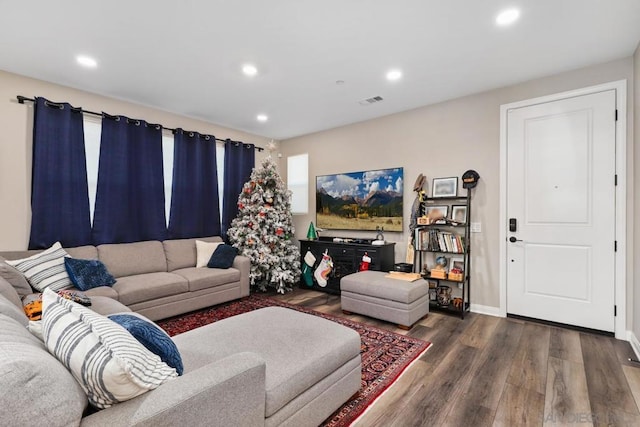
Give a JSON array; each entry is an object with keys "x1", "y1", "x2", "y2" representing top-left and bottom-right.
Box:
[{"x1": 287, "y1": 153, "x2": 308, "y2": 214}]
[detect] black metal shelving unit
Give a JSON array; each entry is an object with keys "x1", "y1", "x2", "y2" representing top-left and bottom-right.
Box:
[{"x1": 413, "y1": 193, "x2": 472, "y2": 318}]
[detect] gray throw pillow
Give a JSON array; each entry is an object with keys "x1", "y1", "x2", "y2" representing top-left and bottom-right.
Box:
[{"x1": 0, "y1": 258, "x2": 33, "y2": 297}]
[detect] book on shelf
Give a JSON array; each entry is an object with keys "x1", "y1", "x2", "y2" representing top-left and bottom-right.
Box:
[{"x1": 414, "y1": 227, "x2": 465, "y2": 253}]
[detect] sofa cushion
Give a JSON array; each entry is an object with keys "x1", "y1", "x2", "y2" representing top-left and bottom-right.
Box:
[
  {"x1": 109, "y1": 312, "x2": 184, "y2": 375},
  {"x1": 5, "y1": 242, "x2": 73, "y2": 292},
  {"x1": 207, "y1": 244, "x2": 238, "y2": 269},
  {"x1": 0, "y1": 257, "x2": 33, "y2": 297},
  {"x1": 172, "y1": 307, "x2": 361, "y2": 418},
  {"x1": 0, "y1": 313, "x2": 87, "y2": 426},
  {"x1": 0, "y1": 276, "x2": 23, "y2": 309},
  {"x1": 113, "y1": 272, "x2": 189, "y2": 305},
  {"x1": 65, "y1": 245, "x2": 98, "y2": 260},
  {"x1": 90, "y1": 295, "x2": 132, "y2": 316},
  {"x1": 64, "y1": 257, "x2": 116, "y2": 290},
  {"x1": 84, "y1": 285, "x2": 120, "y2": 299},
  {"x1": 0, "y1": 292, "x2": 28, "y2": 326},
  {"x1": 41, "y1": 290, "x2": 177, "y2": 409},
  {"x1": 98, "y1": 240, "x2": 167, "y2": 278},
  {"x1": 173, "y1": 267, "x2": 241, "y2": 292},
  {"x1": 163, "y1": 236, "x2": 222, "y2": 271},
  {"x1": 196, "y1": 240, "x2": 223, "y2": 268}
]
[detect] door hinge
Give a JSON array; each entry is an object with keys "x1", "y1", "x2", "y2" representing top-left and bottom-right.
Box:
[
  {"x1": 615, "y1": 109, "x2": 618, "y2": 121},
  {"x1": 614, "y1": 241, "x2": 618, "y2": 252},
  {"x1": 615, "y1": 305, "x2": 617, "y2": 317},
  {"x1": 615, "y1": 174, "x2": 618, "y2": 186}
]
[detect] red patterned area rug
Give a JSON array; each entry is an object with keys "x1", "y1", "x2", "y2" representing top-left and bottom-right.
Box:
[{"x1": 157, "y1": 294, "x2": 431, "y2": 427}]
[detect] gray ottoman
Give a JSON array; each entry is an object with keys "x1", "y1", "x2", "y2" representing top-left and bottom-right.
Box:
[{"x1": 340, "y1": 270, "x2": 429, "y2": 329}]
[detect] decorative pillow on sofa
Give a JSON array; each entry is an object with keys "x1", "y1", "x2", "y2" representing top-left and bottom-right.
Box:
[
  {"x1": 0, "y1": 257, "x2": 34, "y2": 297},
  {"x1": 109, "y1": 313, "x2": 184, "y2": 375},
  {"x1": 195, "y1": 240, "x2": 222, "y2": 268},
  {"x1": 64, "y1": 257, "x2": 116, "y2": 291},
  {"x1": 41, "y1": 289, "x2": 178, "y2": 409},
  {"x1": 207, "y1": 244, "x2": 238, "y2": 269},
  {"x1": 6, "y1": 242, "x2": 72, "y2": 292}
]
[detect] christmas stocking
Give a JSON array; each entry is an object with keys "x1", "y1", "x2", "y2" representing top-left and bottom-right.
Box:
[
  {"x1": 359, "y1": 252, "x2": 371, "y2": 271},
  {"x1": 314, "y1": 251, "x2": 333, "y2": 287},
  {"x1": 302, "y1": 251, "x2": 316, "y2": 286}
]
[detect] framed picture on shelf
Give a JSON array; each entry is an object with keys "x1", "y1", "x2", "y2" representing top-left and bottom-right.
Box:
[
  {"x1": 432, "y1": 177, "x2": 458, "y2": 197},
  {"x1": 450, "y1": 257, "x2": 465, "y2": 272},
  {"x1": 451, "y1": 205, "x2": 467, "y2": 224},
  {"x1": 424, "y1": 205, "x2": 448, "y2": 220}
]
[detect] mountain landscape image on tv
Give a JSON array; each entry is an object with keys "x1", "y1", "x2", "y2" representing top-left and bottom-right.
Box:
[{"x1": 316, "y1": 167, "x2": 403, "y2": 232}]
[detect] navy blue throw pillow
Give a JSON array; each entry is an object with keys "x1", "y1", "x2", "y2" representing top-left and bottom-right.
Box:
[
  {"x1": 207, "y1": 244, "x2": 238, "y2": 269},
  {"x1": 109, "y1": 313, "x2": 184, "y2": 376},
  {"x1": 64, "y1": 257, "x2": 116, "y2": 291}
]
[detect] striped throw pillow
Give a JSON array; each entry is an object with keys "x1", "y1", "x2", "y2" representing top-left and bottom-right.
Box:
[
  {"x1": 6, "y1": 242, "x2": 72, "y2": 292},
  {"x1": 41, "y1": 289, "x2": 178, "y2": 408}
]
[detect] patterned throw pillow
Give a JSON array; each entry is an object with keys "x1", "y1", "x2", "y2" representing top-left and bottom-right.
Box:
[
  {"x1": 64, "y1": 257, "x2": 116, "y2": 291},
  {"x1": 207, "y1": 244, "x2": 238, "y2": 269},
  {"x1": 109, "y1": 313, "x2": 184, "y2": 375},
  {"x1": 6, "y1": 242, "x2": 72, "y2": 292},
  {"x1": 41, "y1": 289, "x2": 178, "y2": 408}
]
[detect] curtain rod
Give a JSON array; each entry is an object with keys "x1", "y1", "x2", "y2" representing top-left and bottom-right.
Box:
[{"x1": 16, "y1": 95, "x2": 264, "y2": 151}]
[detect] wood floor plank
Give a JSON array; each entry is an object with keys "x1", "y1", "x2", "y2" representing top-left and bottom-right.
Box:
[
  {"x1": 493, "y1": 382, "x2": 545, "y2": 427},
  {"x1": 389, "y1": 342, "x2": 479, "y2": 426},
  {"x1": 543, "y1": 356, "x2": 592, "y2": 427},
  {"x1": 354, "y1": 359, "x2": 432, "y2": 426},
  {"x1": 458, "y1": 313, "x2": 500, "y2": 349},
  {"x1": 507, "y1": 322, "x2": 551, "y2": 395},
  {"x1": 449, "y1": 317, "x2": 525, "y2": 417},
  {"x1": 581, "y1": 333, "x2": 639, "y2": 417},
  {"x1": 549, "y1": 327, "x2": 583, "y2": 364},
  {"x1": 622, "y1": 365, "x2": 640, "y2": 412}
]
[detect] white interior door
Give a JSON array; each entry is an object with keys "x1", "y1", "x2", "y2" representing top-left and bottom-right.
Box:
[{"x1": 506, "y1": 90, "x2": 616, "y2": 332}]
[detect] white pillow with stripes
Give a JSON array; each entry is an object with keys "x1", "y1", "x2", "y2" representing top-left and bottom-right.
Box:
[
  {"x1": 41, "y1": 289, "x2": 178, "y2": 408},
  {"x1": 6, "y1": 241, "x2": 73, "y2": 292}
]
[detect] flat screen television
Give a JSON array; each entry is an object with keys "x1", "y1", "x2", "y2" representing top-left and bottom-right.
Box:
[{"x1": 316, "y1": 167, "x2": 403, "y2": 232}]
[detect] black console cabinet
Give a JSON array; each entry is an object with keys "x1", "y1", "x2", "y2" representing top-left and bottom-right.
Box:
[{"x1": 299, "y1": 238, "x2": 395, "y2": 294}]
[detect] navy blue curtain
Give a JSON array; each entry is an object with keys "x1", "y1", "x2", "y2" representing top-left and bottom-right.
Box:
[
  {"x1": 29, "y1": 97, "x2": 92, "y2": 249},
  {"x1": 168, "y1": 129, "x2": 221, "y2": 239},
  {"x1": 221, "y1": 140, "x2": 255, "y2": 238},
  {"x1": 92, "y1": 115, "x2": 166, "y2": 245}
]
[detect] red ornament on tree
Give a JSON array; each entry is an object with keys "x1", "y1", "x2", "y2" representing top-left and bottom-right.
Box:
[{"x1": 276, "y1": 227, "x2": 284, "y2": 236}]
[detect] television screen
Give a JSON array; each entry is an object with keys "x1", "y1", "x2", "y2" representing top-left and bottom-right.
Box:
[{"x1": 316, "y1": 167, "x2": 403, "y2": 232}]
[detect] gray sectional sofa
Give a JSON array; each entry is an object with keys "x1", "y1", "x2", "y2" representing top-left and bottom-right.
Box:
[
  {"x1": 0, "y1": 236, "x2": 250, "y2": 321},
  {"x1": 0, "y1": 237, "x2": 363, "y2": 427}
]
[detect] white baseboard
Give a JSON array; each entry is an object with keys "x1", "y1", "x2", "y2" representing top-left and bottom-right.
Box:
[
  {"x1": 470, "y1": 303, "x2": 503, "y2": 317},
  {"x1": 627, "y1": 330, "x2": 640, "y2": 361}
]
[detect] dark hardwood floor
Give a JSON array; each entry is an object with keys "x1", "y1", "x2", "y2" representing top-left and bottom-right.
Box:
[{"x1": 273, "y1": 288, "x2": 640, "y2": 427}]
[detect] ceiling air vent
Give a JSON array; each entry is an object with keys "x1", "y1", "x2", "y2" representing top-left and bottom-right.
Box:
[{"x1": 358, "y1": 95, "x2": 384, "y2": 106}]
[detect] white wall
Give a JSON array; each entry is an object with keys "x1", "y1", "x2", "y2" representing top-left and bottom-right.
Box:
[
  {"x1": 0, "y1": 70, "x2": 273, "y2": 251},
  {"x1": 279, "y1": 57, "x2": 635, "y2": 315}
]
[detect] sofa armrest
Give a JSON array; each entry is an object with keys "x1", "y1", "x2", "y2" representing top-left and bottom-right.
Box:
[
  {"x1": 232, "y1": 255, "x2": 251, "y2": 297},
  {"x1": 81, "y1": 352, "x2": 266, "y2": 427}
]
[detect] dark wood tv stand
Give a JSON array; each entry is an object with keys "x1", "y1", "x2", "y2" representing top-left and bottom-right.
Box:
[{"x1": 299, "y1": 238, "x2": 395, "y2": 294}]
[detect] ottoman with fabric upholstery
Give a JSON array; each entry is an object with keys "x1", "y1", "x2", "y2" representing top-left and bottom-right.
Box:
[{"x1": 340, "y1": 270, "x2": 429, "y2": 329}]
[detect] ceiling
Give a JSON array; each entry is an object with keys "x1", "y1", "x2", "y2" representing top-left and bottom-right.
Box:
[{"x1": 1, "y1": 1, "x2": 639, "y2": 140}]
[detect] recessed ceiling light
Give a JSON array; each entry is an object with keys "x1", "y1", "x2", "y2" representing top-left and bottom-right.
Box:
[
  {"x1": 242, "y1": 64, "x2": 258, "y2": 76},
  {"x1": 76, "y1": 55, "x2": 97, "y2": 68},
  {"x1": 386, "y1": 69, "x2": 402, "y2": 81},
  {"x1": 257, "y1": 114, "x2": 268, "y2": 122},
  {"x1": 495, "y1": 8, "x2": 520, "y2": 26}
]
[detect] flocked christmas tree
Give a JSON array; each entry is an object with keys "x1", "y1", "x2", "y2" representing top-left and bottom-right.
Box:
[{"x1": 227, "y1": 157, "x2": 301, "y2": 293}]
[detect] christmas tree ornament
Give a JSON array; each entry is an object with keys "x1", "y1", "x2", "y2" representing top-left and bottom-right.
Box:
[
  {"x1": 359, "y1": 252, "x2": 371, "y2": 271},
  {"x1": 314, "y1": 251, "x2": 333, "y2": 287},
  {"x1": 307, "y1": 222, "x2": 318, "y2": 240}
]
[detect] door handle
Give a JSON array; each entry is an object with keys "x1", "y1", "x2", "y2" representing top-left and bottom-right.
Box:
[{"x1": 509, "y1": 236, "x2": 523, "y2": 243}]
